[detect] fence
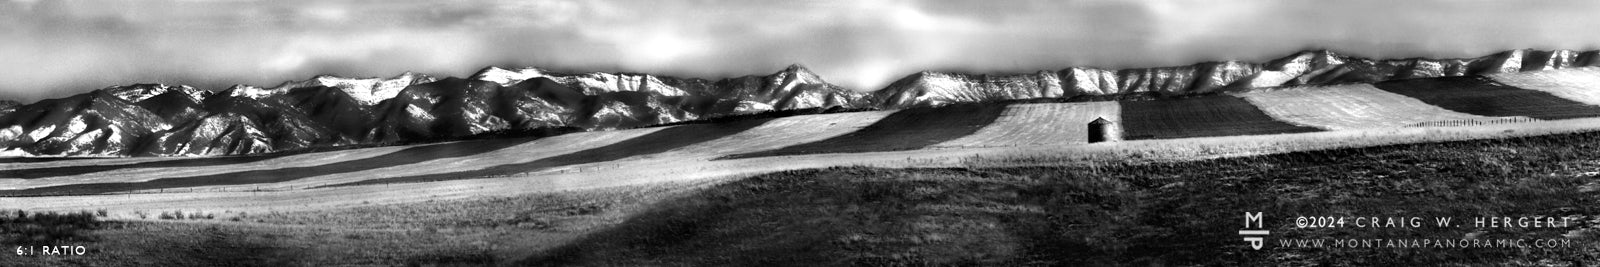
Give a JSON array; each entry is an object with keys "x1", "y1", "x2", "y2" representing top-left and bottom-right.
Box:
[{"x1": 1406, "y1": 117, "x2": 1538, "y2": 128}]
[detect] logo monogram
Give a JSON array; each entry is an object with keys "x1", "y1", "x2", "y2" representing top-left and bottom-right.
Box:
[{"x1": 1239, "y1": 212, "x2": 1269, "y2": 250}]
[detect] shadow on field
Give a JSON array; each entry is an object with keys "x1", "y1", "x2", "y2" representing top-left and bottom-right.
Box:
[
  {"x1": 1119, "y1": 94, "x2": 1322, "y2": 140},
  {"x1": 1, "y1": 154, "x2": 297, "y2": 179},
  {"x1": 721, "y1": 103, "x2": 1007, "y2": 159},
  {"x1": 0, "y1": 157, "x2": 101, "y2": 164},
  {"x1": 0, "y1": 137, "x2": 536, "y2": 196},
  {"x1": 1373, "y1": 76, "x2": 1600, "y2": 120},
  {"x1": 318, "y1": 118, "x2": 774, "y2": 187},
  {"x1": 520, "y1": 130, "x2": 1600, "y2": 266}
]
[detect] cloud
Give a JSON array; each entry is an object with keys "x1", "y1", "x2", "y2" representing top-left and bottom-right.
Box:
[{"x1": 3, "y1": 0, "x2": 1600, "y2": 102}]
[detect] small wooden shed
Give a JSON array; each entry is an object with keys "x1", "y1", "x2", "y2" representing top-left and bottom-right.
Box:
[{"x1": 1087, "y1": 117, "x2": 1120, "y2": 143}]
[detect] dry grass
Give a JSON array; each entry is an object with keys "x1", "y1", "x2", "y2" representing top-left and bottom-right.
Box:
[
  {"x1": 0, "y1": 180, "x2": 724, "y2": 266},
  {"x1": 1490, "y1": 67, "x2": 1600, "y2": 106},
  {"x1": 527, "y1": 130, "x2": 1600, "y2": 266}
]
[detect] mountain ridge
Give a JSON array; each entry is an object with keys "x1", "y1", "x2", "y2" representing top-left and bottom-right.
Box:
[
  {"x1": 4, "y1": 49, "x2": 1597, "y2": 156},
  {"x1": 0, "y1": 64, "x2": 872, "y2": 156},
  {"x1": 866, "y1": 49, "x2": 1600, "y2": 108}
]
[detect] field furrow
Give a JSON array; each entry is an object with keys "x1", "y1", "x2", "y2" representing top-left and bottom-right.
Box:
[
  {"x1": 1238, "y1": 84, "x2": 1520, "y2": 130},
  {"x1": 934, "y1": 102, "x2": 1120, "y2": 148}
]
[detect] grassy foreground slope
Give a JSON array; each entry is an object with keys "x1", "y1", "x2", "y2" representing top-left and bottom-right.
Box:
[
  {"x1": 3, "y1": 180, "x2": 715, "y2": 266},
  {"x1": 529, "y1": 132, "x2": 1600, "y2": 266}
]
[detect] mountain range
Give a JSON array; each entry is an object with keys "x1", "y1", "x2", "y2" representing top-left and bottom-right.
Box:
[{"x1": 2, "y1": 49, "x2": 1596, "y2": 156}]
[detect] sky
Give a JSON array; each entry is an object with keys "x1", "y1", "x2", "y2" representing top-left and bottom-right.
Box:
[{"x1": 4, "y1": 0, "x2": 1600, "y2": 102}]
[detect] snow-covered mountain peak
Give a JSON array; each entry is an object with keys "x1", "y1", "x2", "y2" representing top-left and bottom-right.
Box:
[
  {"x1": 268, "y1": 73, "x2": 435, "y2": 105},
  {"x1": 471, "y1": 66, "x2": 548, "y2": 86},
  {"x1": 221, "y1": 84, "x2": 281, "y2": 99},
  {"x1": 771, "y1": 64, "x2": 828, "y2": 85},
  {"x1": 103, "y1": 84, "x2": 210, "y2": 103}
]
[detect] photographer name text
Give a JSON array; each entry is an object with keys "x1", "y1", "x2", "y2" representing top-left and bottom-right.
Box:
[{"x1": 1294, "y1": 216, "x2": 1575, "y2": 228}]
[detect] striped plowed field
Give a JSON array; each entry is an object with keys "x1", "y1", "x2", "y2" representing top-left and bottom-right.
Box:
[
  {"x1": 0, "y1": 155, "x2": 190, "y2": 171},
  {"x1": 0, "y1": 137, "x2": 542, "y2": 196},
  {"x1": 1237, "y1": 84, "x2": 1521, "y2": 130},
  {"x1": 4, "y1": 150, "x2": 349, "y2": 179},
  {"x1": 723, "y1": 104, "x2": 1009, "y2": 159},
  {"x1": 0, "y1": 127, "x2": 669, "y2": 194},
  {"x1": 0, "y1": 145, "x2": 397, "y2": 189},
  {"x1": 933, "y1": 101, "x2": 1120, "y2": 148},
  {"x1": 319, "y1": 118, "x2": 776, "y2": 187},
  {"x1": 636, "y1": 110, "x2": 897, "y2": 159},
  {"x1": 1372, "y1": 76, "x2": 1600, "y2": 120},
  {"x1": 1119, "y1": 94, "x2": 1322, "y2": 140},
  {"x1": 1488, "y1": 67, "x2": 1600, "y2": 106},
  {"x1": 0, "y1": 156, "x2": 292, "y2": 179}
]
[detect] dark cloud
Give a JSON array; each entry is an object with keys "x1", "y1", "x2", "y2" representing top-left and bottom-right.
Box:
[{"x1": 3, "y1": 0, "x2": 1600, "y2": 102}]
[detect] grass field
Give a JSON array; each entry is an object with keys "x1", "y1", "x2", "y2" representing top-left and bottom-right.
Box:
[
  {"x1": 527, "y1": 131, "x2": 1600, "y2": 266},
  {"x1": 1490, "y1": 67, "x2": 1600, "y2": 106},
  {"x1": 1373, "y1": 76, "x2": 1600, "y2": 120},
  {"x1": 2, "y1": 181, "x2": 722, "y2": 266},
  {"x1": 723, "y1": 103, "x2": 1008, "y2": 159},
  {"x1": 1118, "y1": 94, "x2": 1322, "y2": 140},
  {"x1": 1238, "y1": 84, "x2": 1518, "y2": 130}
]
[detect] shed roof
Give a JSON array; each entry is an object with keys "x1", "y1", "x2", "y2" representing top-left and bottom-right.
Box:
[{"x1": 1089, "y1": 117, "x2": 1114, "y2": 124}]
